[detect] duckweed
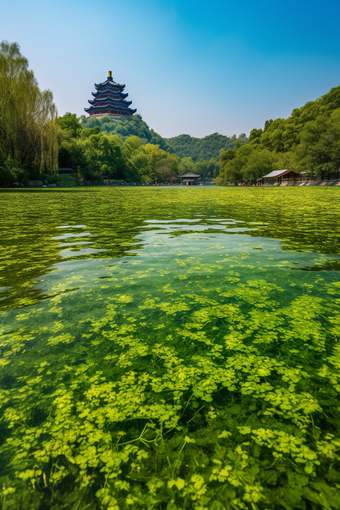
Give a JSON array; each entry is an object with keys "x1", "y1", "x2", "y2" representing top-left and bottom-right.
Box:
[{"x1": 1, "y1": 186, "x2": 340, "y2": 509}]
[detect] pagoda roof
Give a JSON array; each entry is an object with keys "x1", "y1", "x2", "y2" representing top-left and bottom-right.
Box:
[
  {"x1": 88, "y1": 97, "x2": 132, "y2": 106},
  {"x1": 84, "y1": 106, "x2": 137, "y2": 115},
  {"x1": 179, "y1": 171, "x2": 201, "y2": 178},
  {"x1": 94, "y1": 77, "x2": 125, "y2": 90},
  {"x1": 94, "y1": 85, "x2": 124, "y2": 94},
  {"x1": 86, "y1": 102, "x2": 133, "y2": 110},
  {"x1": 92, "y1": 91, "x2": 128, "y2": 99}
]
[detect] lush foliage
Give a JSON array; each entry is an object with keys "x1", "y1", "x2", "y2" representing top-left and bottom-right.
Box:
[
  {"x1": 216, "y1": 86, "x2": 340, "y2": 184},
  {"x1": 81, "y1": 114, "x2": 172, "y2": 152},
  {"x1": 177, "y1": 156, "x2": 220, "y2": 181},
  {"x1": 80, "y1": 116, "x2": 248, "y2": 164},
  {"x1": 0, "y1": 42, "x2": 58, "y2": 185},
  {"x1": 58, "y1": 113, "x2": 180, "y2": 183},
  {"x1": 0, "y1": 41, "x2": 229, "y2": 187},
  {"x1": 166, "y1": 133, "x2": 247, "y2": 162},
  {"x1": 1, "y1": 187, "x2": 340, "y2": 509},
  {"x1": 59, "y1": 115, "x2": 222, "y2": 183}
]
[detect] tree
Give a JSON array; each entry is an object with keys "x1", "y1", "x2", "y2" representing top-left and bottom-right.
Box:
[
  {"x1": 297, "y1": 110, "x2": 340, "y2": 177},
  {"x1": 57, "y1": 113, "x2": 83, "y2": 138},
  {"x1": 0, "y1": 158, "x2": 30, "y2": 186},
  {"x1": 243, "y1": 148, "x2": 273, "y2": 182},
  {"x1": 178, "y1": 157, "x2": 196, "y2": 174},
  {"x1": 264, "y1": 119, "x2": 273, "y2": 131},
  {"x1": 215, "y1": 85, "x2": 340, "y2": 184},
  {"x1": 0, "y1": 41, "x2": 58, "y2": 174},
  {"x1": 249, "y1": 128, "x2": 263, "y2": 143},
  {"x1": 144, "y1": 143, "x2": 167, "y2": 168}
]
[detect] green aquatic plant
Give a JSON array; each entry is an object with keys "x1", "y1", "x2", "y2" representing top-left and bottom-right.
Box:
[{"x1": 0, "y1": 187, "x2": 340, "y2": 509}]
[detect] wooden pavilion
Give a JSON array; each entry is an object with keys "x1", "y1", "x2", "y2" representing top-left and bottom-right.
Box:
[
  {"x1": 260, "y1": 169, "x2": 301, "y2": 185},
  {"x1": 179, "y1": 171, "x2": 201, "y2": 185}
]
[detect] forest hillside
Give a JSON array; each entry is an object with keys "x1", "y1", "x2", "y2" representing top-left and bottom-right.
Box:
[
  {"x1": 215, "y1": 85, "x2": 340, "y2": 184},
  {"x1": 165, "y1": 132, "x2": 247, "y2": 161},
  {"x1": 81, "y1": 115, "x2": 247, "y2": 162}
]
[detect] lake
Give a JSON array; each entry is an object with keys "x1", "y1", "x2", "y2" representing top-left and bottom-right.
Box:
[{"x1": 1, "y1": 187, "x2": 340, "y2": 509}]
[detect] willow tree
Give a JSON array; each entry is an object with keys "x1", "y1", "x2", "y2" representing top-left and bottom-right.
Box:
[{"x1": 0, "y1": 41, "x2": 58, "y2": 174}]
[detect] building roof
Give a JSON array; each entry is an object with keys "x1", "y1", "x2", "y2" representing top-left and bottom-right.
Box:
[
  {"x1": 94, "y1": 78, "x2": 125, "y2": 90},
  {"x1": 261, "y1": 169, "x2": 301, "y2": 179},
  {"x1": 179, "y1": 171, "x2": 201, "y2": 178},
  {"x1": 84, "y1": 106, "x2": 137, "y2": 115},
  {"x1": 92, "y1": 91, "x2": 128, "y2": 99},
  {"x1": 88, "y1": 98, "x2": 132, "y2": 107}
]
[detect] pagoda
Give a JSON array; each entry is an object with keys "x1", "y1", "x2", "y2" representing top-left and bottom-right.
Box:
[{"x1": 84, "y1": 71, "x2": 136, "y2": 118}]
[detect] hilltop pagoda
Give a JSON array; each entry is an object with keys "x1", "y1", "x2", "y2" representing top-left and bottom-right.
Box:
[{"x1": 84, "y1": 71, "x2": 136, "y2": 118}]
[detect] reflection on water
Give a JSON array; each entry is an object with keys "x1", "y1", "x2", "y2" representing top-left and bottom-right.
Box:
[
  {"x1": 1, "y1": 202, "x2": 339, "y2": 338},
  {"x1": 1, "y1": 187, "x2": 339, "y2": 311},
  {"x1": 1, "y1": 198, "x2": 339, "y2": 312}
]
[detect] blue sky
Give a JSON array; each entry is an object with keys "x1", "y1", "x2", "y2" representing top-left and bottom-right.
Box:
[{"x1": 1, "y1": 0, "x2": 339, "y2": 138}]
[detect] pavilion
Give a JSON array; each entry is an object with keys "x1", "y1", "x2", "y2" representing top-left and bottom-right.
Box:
[
  {"x1": 179, "y1": 171, "x2": 201, "y2": 185},
  {"x1": 259, "y1": 169, "x2": 301, "y2": 185}
]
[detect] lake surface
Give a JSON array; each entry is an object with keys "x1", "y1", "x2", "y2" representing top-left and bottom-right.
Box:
[{"x1": 1, "y1": 187, "x2": 340, "y2": 509}]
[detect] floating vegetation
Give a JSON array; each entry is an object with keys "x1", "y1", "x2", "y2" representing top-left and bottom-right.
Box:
[{"x1": 1, "y1": 187, "x2": 340, "y2": 509}]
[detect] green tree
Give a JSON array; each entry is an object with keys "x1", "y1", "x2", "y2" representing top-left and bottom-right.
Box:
[
  {"x1": 243, "y1": 148, "x2": 273, "y2": 182},
  {"x1": 0, "y1": 41, "x2": 58, "y2": 175},
  {"x1": 215, "y1": 86, "x2": 340, "y2": 184},
  {"x1": 56, "y1": 113, "x2": 83, "y2": 138},
  {"x1": 264, "y1": 119, "x2": 273, "y2": 131},
  {"x1": 249, "y1": 128, "x2": 263, "y2": 143},
  {"x1": 297, "y1": 109, "x2": 340, "y2": 178}
]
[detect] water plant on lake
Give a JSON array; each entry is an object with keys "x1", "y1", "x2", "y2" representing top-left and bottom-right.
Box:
[{"x1": 1, "y1": 187, "x2": 340, "y2": 509}]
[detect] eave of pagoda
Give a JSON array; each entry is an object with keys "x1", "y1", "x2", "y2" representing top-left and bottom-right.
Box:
[
  {"x1": 91, "y1": 91, "x2": 128, "y2": 99},
  {"x1": 84, "y1": 104, "x2": 135, "y2": 112},
  {"x1": 84, "y1": 106, "x2": 137, "y2": 116},
  {"x1": 89, "y1": 94, "x2": 130, "y2": 102},
  {"x1": 88, "y1": 98, "x2": 132, "y2": 107},
  {"x1": 93, "y1": 83, "x2": 124, "y2": 92},
  {"x1": 94, "y1": 79, "x2": 125, "y2": 91}
]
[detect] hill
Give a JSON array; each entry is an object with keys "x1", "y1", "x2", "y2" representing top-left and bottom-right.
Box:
[
  {"x1": 80, "y1": 114, "x2": 248, "y2": 162},
  {"x1": 80, "y1": 114, "x2": 171, "y2": 152},
  {"x1": 216, "y1": 85, "x2": 340, "y2": 184},
  {"x1": 165, "y1": 132, "x2": 247, "y2": 162}
]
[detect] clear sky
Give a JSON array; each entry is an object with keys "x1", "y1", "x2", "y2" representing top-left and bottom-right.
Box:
[{"x1": 1, "y1": 0, "x2": 339, "y2": 138}]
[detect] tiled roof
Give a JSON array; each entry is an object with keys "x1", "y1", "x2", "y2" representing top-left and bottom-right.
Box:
[
  {"x1": 261, "y1": 169, "x2": 300, "y2": 179},
  {"x1": 179, "y1": 171, "x2": 201, "y2": 178}
]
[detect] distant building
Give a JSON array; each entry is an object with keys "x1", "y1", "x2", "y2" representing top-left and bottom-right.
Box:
[
  {"x1": 85, "y1": 71, "x2": 136, "y2": 118},
  {"x1": 260, "y1": 169, "x2": 301, "y2": 185},
  {"x1": 179, "y1": 171, "x2": 201, "y2": 185}
]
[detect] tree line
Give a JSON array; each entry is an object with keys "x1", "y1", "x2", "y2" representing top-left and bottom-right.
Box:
[
  {"x1": 58, "y1": 113, "x2": 180, "y2": 184},
  {"x1": 81, "y1": 116, "x2": 248, "y2": 162},
  {"x1": 0, "y1": 41, "x2": 182, "y2": 186},
  {"x1": 0, "y1": 41, "x2": 232, "y2": 187},
  {"x1": 165, "y1": 132, "x2": 248, "y2": 161},
  {"x1": 215, "y1": 86, "x2": 340, "y2": 184},
  {"x1": 58, "y1": 116, "x2": 221, "y2": 183},
  {"x1": 1, "y1": 40, "x2": 339, "y2": 187}
]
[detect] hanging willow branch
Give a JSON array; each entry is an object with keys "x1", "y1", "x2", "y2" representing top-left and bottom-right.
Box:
[{"x1": 0, "y1": 41, "x2": 58, "y2": 173}]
